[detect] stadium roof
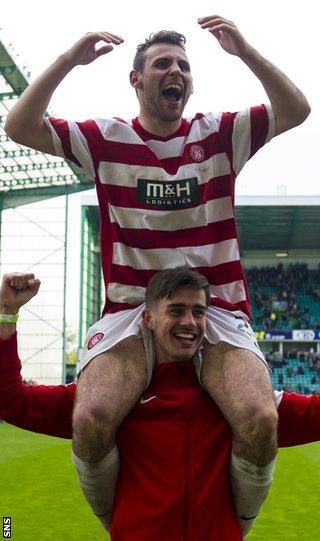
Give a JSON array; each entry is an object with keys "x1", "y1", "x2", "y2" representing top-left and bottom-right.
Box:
[
  {"x1": 0, "y1": 37, "x2": 92, "y2": 210},
  {"x1": 81, "y1": 193, "x2": 320, "y2": 253},
  {"x1": 236, "y1": 196, "x2": 320, "y2": 253}
]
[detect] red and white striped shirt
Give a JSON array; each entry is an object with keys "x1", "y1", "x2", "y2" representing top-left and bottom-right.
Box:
[{"x1": 47, "y1": 106, "x2": 274, "y2": 318}]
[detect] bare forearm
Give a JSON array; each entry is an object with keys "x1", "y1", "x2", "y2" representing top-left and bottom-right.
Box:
[
  {"x1": 240, "y1": 46, "x2": 311, "y2": 135},
  {"x1": 4, "y1": 53, "x2": 73, "y2": 140},
  {"x1": 198, "y1": 17, "x2": 310, "y2": 134}
]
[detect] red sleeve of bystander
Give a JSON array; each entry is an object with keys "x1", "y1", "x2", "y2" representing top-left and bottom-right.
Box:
[
  {"x1": 278, "y1": 391, "x2": 320, "y2": 447},
  {"x1": 0, "y1": 333, "x2": 75, "y2": 439}
]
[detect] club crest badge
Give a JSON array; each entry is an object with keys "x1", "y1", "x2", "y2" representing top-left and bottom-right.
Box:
[
  {"x1": 190, "y1": 144, "x2": 205, "y2": 162},
  {"x1": 87, "y1": 332, "x2": 104, "y2": 350}
]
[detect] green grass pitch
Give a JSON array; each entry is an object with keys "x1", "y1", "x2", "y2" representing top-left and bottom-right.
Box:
[{"x1": 1, "y1": 423, "x2": 320, "y2": 540}]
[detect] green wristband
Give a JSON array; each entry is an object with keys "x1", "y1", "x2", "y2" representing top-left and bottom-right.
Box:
[{"x1": 0, "y1": 314, "x2": 19, "y2": 323}]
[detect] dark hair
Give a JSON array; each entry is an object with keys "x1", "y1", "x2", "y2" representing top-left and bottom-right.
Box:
[
  {"x1": 146, "y1": 267, "x2": 210, "y2": 308},
  {"x1": 133, "y1": 30, "x2": 187, "y2": 72}
]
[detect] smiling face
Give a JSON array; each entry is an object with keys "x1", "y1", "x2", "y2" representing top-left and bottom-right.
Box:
[
  {"x1": 143, "y1": 285, "x2": 207, "y2": 364},
  {"x1": 130, "y1": 42, "x2": 193, "y2": 131}
]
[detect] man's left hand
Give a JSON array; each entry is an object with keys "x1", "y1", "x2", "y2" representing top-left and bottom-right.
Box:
[{"x1": 198, "y1": 15, "x2": 252, "y2": 58}]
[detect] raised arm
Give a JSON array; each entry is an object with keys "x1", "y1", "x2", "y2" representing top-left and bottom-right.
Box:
[
  {"x1": 0, "y1": 272, "x2": 75, "y2": 438},
  {"x1": 198, "y1": 15, "x2": 311, "y2": 136},
  {"x1": 0, "y1": 273, "x2": 40, "y2": 340},
  {"x1": 4, "y1": 32, "x2": 123, "y2": 154}
]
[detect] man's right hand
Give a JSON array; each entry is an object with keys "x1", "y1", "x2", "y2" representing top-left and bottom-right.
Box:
[
  {"x1": 0, "y1": 273, "x2": 41, "y2": 314},
  {"x1": 4, "y1": 31, "x2": 123, "y2": 155},
  {"x1": 63, "y1": 32, "x2": 124, "y2": 68}
]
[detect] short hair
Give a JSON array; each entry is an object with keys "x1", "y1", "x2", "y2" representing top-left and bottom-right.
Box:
[
  {"x1": 133, "y1": 30, "x2": 187, "y2": 72},
  {"x1": 145, "y1": 267, "x2": 211, "y2": 309}
]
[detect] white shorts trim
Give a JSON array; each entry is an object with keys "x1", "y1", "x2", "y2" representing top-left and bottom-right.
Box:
[
  {"x1": 78, "y1": 304, "x2": 154, "y2": 381},
  {"x1": 194, "y1": 306, "x2": 268, "y2": 380},
  {"x1": 78, "y1": 305, "x2": 267, "y2": 380},
  {"x1": 205, "y1": 306, "x2": 265, "y2": 361}
]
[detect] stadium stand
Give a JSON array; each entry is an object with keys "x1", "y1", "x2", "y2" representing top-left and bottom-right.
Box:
[
  {"x1": 246, "y1": 263, "x2": 320, "y2": 393},
  {"x1": 267, "y1": 350, "x2": 320, "y2": 393},
  {"x1": 248, "y1": 263, "x2": 320, "y2": 331}
]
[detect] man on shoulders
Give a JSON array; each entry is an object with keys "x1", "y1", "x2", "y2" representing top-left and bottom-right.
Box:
[
  {"x1": 1, "y1": 272, "x2": 320, "y2": 540},
  {"x1": 4, "y1": 16, "x2": 311, "y2": 533}
]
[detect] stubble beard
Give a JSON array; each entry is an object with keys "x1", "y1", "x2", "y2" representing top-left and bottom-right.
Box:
[{"x1": 145, "y1": 94, "x2": 185, "y2": 124}]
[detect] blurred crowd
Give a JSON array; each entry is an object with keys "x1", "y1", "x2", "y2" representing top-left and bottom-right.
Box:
[
  {"x1": 246, "y1": 263, "x2": 320, "y2": 331},
  {"x1": 267, "y1": 349, "x2": 320, "y2": 394}
]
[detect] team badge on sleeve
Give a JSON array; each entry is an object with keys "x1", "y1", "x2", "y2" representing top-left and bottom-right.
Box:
[{"x1": 87, "y1": 332, "x2": 104, "y2": 350}]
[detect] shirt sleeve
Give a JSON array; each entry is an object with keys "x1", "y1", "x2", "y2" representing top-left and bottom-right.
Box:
[
  {"x1": 278, "y1": 391, "x2": 320, "y2": 447},
  {"x1": 215, "y1": 103, "x2": 275, "y2": 176},
  {"x1": 0, "y1": 333, "x2": 74, "y2": 439},
  {"x1": 44, "y1": 117, "x2": 104, "y2": 180}
]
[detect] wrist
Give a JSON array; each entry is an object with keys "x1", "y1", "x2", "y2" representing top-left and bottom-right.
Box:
[
  {"x1": 0, "y1": 306, "x2": 19, "y2": 316},
  {"x1": 58, "y1": 51, "x2": 78, "y2": 71},
  {"x1": 0, "y1": 314, "x2": 19, "y2": 324},
  {"x1": 0, "y1": 312, "x2": 18, "y2": 339},
  {"x1": 238, "y1": 44, "x2": 258, "y2": 63}
]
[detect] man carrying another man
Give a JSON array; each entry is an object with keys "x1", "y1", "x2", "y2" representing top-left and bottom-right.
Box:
[
  {"x1": 4, "y1": 14, "x2": 311, "y2": 534},
  {"x1": 1, "y1": 271, "x2": 320, "y2": 540}
]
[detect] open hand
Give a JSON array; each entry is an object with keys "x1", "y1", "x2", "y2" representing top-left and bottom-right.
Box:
[
  {"x1": 0, "y1": 273, "x2": 41, "y2": 314},
  {"x1": 198, "y1": 16, "x2": 251, "y2": 57},
  {"x1": 64, "y1": 32, "x2": 124, "y2": 67}
]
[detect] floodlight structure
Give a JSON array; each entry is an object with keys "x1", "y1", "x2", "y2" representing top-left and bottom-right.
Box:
[
  {"x1": 0, "y1": 36, "x2": 93, "y2": 384},
  {"x1": 0, "y1": 38, "x2": 92, "y2": 208}
]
